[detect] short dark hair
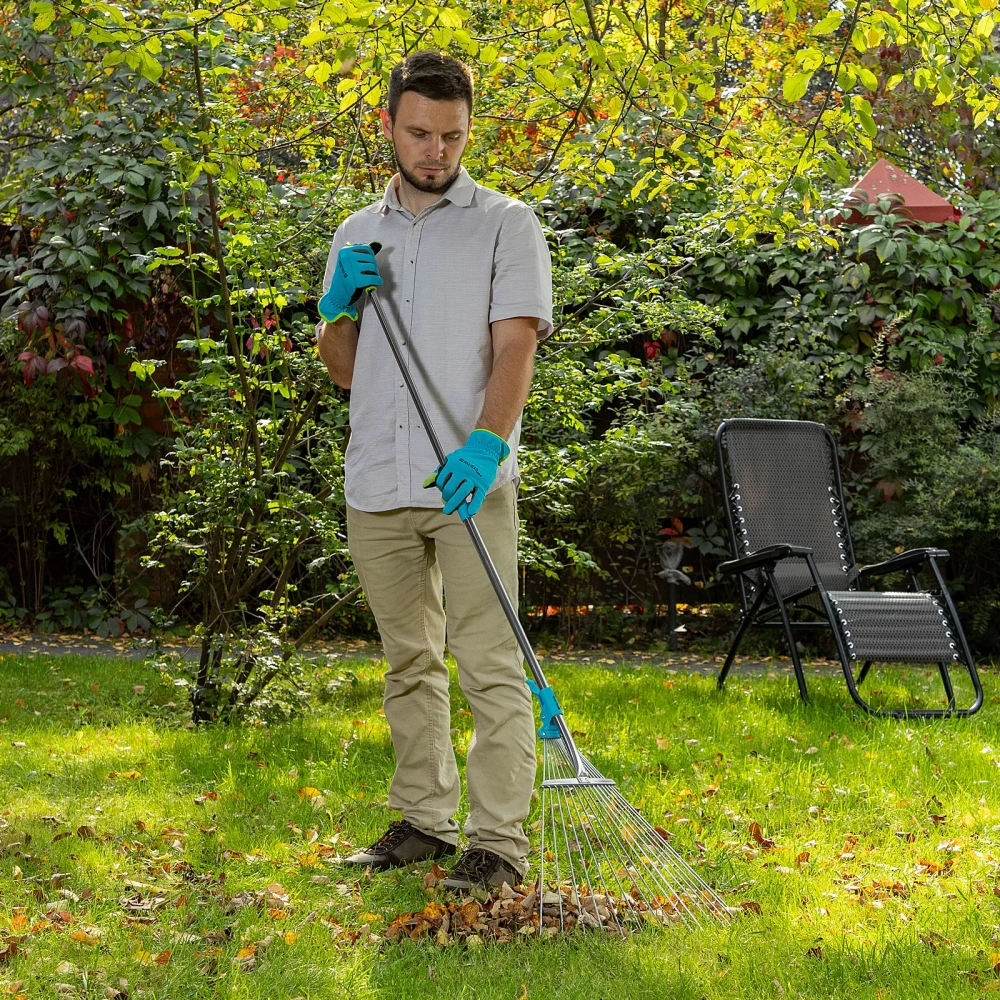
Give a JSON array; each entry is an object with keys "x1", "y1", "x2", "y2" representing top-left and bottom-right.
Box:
[{"x1": 387, "y1": 51, "x2": 474, "y2": 120}]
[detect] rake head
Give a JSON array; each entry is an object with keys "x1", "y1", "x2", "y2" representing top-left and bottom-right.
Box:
[{"x1": 533, "y1": 734, "x2": 732, "y2": 935}]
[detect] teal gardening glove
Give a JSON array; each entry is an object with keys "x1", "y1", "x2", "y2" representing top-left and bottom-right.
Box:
[
  {"x1": 430, "y1": 429, "x2": 511, "y2": 521},
  {"x1": 318, "y1": 244, "x2": 383, "y2": 323}
]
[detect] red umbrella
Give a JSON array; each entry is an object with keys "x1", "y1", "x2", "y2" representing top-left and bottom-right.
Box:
[{"x1": 838, "y1": 158, "x2": 961, "y2": 224}]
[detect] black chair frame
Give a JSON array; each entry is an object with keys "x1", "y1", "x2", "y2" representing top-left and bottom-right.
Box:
[{"x1": 715, "y1": 421, "x2": 983, "y2": 719}]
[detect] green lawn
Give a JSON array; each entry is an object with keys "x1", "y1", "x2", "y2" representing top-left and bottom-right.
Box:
[{"x1": 0, "y1": 650, "x2": 997, "y2": 999}]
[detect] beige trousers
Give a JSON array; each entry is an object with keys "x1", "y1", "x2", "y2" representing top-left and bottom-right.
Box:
[{"x1": 346, "y1": 481, "x2": 536, "y2": 871}]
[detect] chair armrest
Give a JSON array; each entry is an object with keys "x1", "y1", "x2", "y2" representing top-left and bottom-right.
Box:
[
  {"x1": 718, "y1": 544, "x2": 814, "y2": 575},
  {"x1": 858, "y1": 547, "x2": 950, "y2": 578}
]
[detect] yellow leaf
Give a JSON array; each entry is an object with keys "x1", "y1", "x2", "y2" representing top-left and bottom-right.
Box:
[
  {"x1": 135, "y1": 950, "x2": 152, "y2": 965},
  {"x1": 236, "y1": 945, "x2": 257, "y2": 959},
  {"x1": 358, "y1": 912, "x2": 382, "y2": 923},
  {"x1": 69, "y1": 929, "x2": 100, "y2": 946},
  {"x1": 542, "y1": 8, "x2": 557, "y2": 26},
  {"x1": 121, "y1": 770, "x2": 142, "y2": 779},
  {"x1": 283, "y1": 931, "x2": 297, "y2": 945},
  {"x1": 298, "y1": 786, "x2": 322, "y2": 800}
]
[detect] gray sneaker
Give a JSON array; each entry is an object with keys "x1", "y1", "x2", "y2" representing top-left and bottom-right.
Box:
[
  {"x1": 340, "y1": 820, "x2": 456, "y2": 871},
  {"x1": 440, "y1": 847, "x2": 524, "y2": 891}
]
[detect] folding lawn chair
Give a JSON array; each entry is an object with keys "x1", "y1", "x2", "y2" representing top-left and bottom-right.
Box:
[{"x1": 714, "y1": 418, "x2": 983, "y2": 718}]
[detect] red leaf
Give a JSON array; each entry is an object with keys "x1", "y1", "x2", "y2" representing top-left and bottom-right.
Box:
[
  {"x1": 46, "y1": 357, "x2": 68, "y2": 374},
  {"x1": 70, "y1": 354, "x2": 95, "y2": 375}
]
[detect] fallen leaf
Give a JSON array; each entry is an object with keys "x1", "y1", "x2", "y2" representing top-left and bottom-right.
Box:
[
  {"x1": 297, "y1": 787, "x2": 322, "y2": 801},
  {"x1": 76, "y1": 825, "x2": 97, "y2": 840},
  {"x1": 69, "y1": 929, "x2": 100, "y2": 945},
  {"x1": 656, "y1": 737, "x2": 670, "y2": 750},
  {"x1": 749, "y1": 822, "x2": 775, "y2": 849},
  {"x1": 796, "y1": 852, "x2": 810, "y2": 865},
  {"x1": 283, "y1": 932, "x2": 297, "y2": 945}
]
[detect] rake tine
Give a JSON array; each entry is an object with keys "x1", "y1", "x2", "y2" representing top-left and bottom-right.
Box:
[
  {"x1": 550, "y1": 736, "x2": 675, "y2": 930},
  {"x1": 607, "y1": 787, "x2": 724, "y2": 908},
  {"x1": 601, "y1": 784, "x2": 723, "y2": 920},
  {"x1": 553, "y1": 782, "x2": 580, "y2": 932},
  {"x1": 546, "y1": 768, "x2": 566, "y2": 932},
  {"x1": 537, "y1": 778, "x2": 548, "y2": 932},
  {"x1": 558, "y1": 776, "x2": 628, "y2": 936},
  {"x1": 588, "y1": 784, "x2": 701, "y2": 927},
  {"x1": 576, "y1": 781, "x2": 689, "y2": 928}
]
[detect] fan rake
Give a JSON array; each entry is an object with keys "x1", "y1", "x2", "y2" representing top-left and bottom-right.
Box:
[
  {"x1": 531, "y1": 697, "x2": 731, "y2": 934},
  {"x1": 362, "y1": 266, "x2": 732, "y2": 935}
]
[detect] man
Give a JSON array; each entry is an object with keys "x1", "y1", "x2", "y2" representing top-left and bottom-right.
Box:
[{"x1": 315, "y1": 51, "x2": 552, "y2": 890}]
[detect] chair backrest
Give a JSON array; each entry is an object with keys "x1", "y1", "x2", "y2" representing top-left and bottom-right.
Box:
[{"x1": 716, "y1": 418, "x2": 858, "y2": 604}]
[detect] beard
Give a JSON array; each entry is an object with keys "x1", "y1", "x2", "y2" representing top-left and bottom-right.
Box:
[{"x1": 395, "y1": 153, "x2": 462, "y2": 195}]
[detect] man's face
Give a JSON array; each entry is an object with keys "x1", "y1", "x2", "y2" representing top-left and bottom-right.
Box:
[{"x1": 380, "y1": 91, "x2": 471, "y2": 194}]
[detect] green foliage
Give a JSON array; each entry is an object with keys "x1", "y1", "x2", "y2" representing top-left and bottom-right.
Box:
[
  {"x1": 847, "y1": 370, "x2": 1000, "y2": 651},
  {"x1": 1, "y1": 0, "x2": 999, "y2": 660},
  {"x1": 0, "y1": 319, "x2": 136, "y2": 614},
  {"x1": 137, "y1": 312, "x2": 357, "y2": 721}
]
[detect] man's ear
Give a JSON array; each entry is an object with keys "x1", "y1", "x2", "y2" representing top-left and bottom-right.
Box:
[{"x1": 379, "y1": 109, "x2": 393, "y2": 141}]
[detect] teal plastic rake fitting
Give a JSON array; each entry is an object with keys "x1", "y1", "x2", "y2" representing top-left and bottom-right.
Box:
[{"x1": 526, "y1": 680, "x2": 563, "y2": 739}]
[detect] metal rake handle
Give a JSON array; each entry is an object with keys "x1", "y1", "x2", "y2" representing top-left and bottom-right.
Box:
[{"x1": 360, "y1": 272, "x2": 586, "y2": 775}]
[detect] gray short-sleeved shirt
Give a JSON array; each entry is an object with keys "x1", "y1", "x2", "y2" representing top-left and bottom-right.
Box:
[{"x1": 319, "y1": 168, "x2": 553, "y2": 513}]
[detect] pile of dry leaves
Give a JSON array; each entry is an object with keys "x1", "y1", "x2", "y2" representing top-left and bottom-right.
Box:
[{"x1": 385, "y1": 881, "x2": 736, "y2": 945}]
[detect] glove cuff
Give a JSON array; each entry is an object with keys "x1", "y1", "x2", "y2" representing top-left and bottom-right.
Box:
[
  {"x1": 469, "y1": 428, "x2": 511, "y2": 464},
  {"x1": 318, "y1": 303, "x2": 358, "y2": 324}
]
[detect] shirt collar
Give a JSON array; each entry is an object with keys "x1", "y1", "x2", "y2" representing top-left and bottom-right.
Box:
[{"x1": 378, "y1": 167, "x2": 476, "y2": 214}]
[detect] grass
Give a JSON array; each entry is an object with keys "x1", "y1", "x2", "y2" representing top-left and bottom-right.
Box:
[{"x1": 0, "y1": 649, "x2": 998, "y2": 999}]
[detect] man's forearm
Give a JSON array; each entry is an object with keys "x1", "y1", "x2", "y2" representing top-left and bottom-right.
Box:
[
  {"x1": 476, "y1": 338, "x2": 536, "y2": 441},
  {"x1": 317, "y1": 317, "x2": 359, "y2": 389}
]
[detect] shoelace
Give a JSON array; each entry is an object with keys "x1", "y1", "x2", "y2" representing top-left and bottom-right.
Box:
[
  {"x1": 450, "y1": 847, "x2": 502, "y2": 880},
  {"x1": 364, "y1": 820, "x2": 415, "y2": 855}
]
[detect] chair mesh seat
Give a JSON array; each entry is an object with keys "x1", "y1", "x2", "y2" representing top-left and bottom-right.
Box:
[{"x1": 827, "y1": 591, "x2": 959, "y2": 663}]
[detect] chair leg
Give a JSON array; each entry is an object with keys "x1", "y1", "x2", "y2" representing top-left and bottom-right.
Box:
[
  {"x1": 936, "y1": 662, "x2": 956, "y2": 711},
  {"x1": 857, "y1": 660, "x2": 873, "y2": 686},
  {"x1": 718, "y1": 586, "x2": 767, "y2": 690},
  {"x1": 766, "y1": 571, "x2": 809, "y2": 705},
  {"x1": 928, "y1": 558, "x2": 984, "y2": 717}
]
